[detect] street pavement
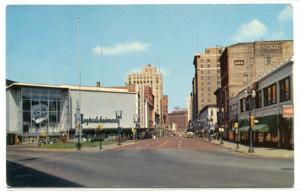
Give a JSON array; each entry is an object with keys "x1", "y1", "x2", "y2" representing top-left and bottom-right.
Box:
[
  {"x1": 201, "y1": 137, "x2": 294, "y2": 158},
  {"x1": 6, "y1": 136, "x2": 294, "y2": 188}
]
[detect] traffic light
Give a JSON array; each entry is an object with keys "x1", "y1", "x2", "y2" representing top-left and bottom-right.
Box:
[{"x1": 249, "y1": 116, "x2": 257, "y2": 127}]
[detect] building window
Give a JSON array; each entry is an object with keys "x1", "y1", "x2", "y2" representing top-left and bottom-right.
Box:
[
  {"x1": 279, "y1": 77, "x2": 291, "y2": 102},
  {"x1": 207, "y1": 59, "x2": 210, "y2": 63},
  {"x1": 207, "y1": 70, "x2": 210, "y2": 75},
  {"x1": 201, "y1": 76, "x2": 204, "y2": 80},
  {"x1": 208, "y1": 81, "x2": 210, "y2": 86},
  {"x1": 255, "y1": 90, "x2": 262, "y2": 108},
  {"x1": 267, "y1": 57, "x2": 272, "y2": 65},
  {"x1": 201, "y1": 70, "x2": 203, "y2": 74},
  {"x1": 264, "y1": 83, "x2": 277, "y2": 106},
  {"x1": 207, "y1": 64, "x2": 210, "y2": 68},
  {"x1": 234, "y1": 60, "x2": 244, "y2": 65},
  {"x1": 201, "y1": 59, "x2": 204, "y2": 63},
  {"x1": 201, "y1": 64, "x2": 203, "y2": 68},
  {"x1": 240, "y1": 99, "x2": 244, "y2": 112},
  {"x1": 201, "y1": 82, "x2": 204, "y2": 86},
  {"x1": 206, "y1": 50, "x2": 210, "y2": 54}
]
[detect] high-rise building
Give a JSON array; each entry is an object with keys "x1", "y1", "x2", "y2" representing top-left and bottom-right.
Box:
[
  {"x1": 127, "y1": 64, "x2": 163, "y2": 126},
  {"x1": 192, "y1": 47, "x2": 223, "y2": 119},
  {"x1": 219, "y1": 40, "x2": 293, "y2": 128}
]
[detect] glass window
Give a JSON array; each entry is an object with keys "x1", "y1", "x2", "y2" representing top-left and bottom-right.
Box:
[
  {"x1": 22, "y1": 88, "x2": 31, "y2": 99},
  {"x1": 255, "y1": 90, "x2": 262, "y2": 108},
  {"x1": 240, "y1": 99, "x2": 244, "y2": 112},
  {"x1": 32, "y1": 89, "x2": 40, "y2": 99},
  {"x1": 264, "y1": 83, "x2": 277, "y2": 106},
  {"x1": 280, "y1": 77, "x2": 291, "y2": 102},
  {"x1": 23, "y1": 100, "x2": 31, "y2": 111},
  {"x1": 23, "y1": 112, "x2": 31, "y2": 122},
  {"x1": 49, "y1": 112, "x2": 57, "y2": 123},
  {"x1": 49, "y1": 100, "x2": 57, "y2": 111},
  {"x1": 23, "y1": 123, "x2": 30, "y2": 133}
]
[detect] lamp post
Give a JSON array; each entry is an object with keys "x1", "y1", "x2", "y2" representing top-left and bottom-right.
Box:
[
  {"x1": 115, "y1": 110, "x2": 122, "y2": 146},
  {"x1": 133, "y1": 114, "x2": 139, "y2": 140},
  {"x1": 155, "y1": 111, "x2": 160, "y2": 138},
  {"x1": 244, "y1": 89, "x2": 256, "y2": 153},
  {"x1": 208, "y1": 113, "x2": 213, "y2": 142}
]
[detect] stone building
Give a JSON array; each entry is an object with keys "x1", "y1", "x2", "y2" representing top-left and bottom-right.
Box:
[
  {"x1": 127, "y1": 64, "x2": 163, "y2": 127},
  {"x1": 219, "y1": 40, "x2": 293, "y2": 129},
  {"x1": 168, "y1": 109, "x2": 188, "y2": 135},
  {"x1": 192, "y1": 47, "x2": 222, "y2": 121}
]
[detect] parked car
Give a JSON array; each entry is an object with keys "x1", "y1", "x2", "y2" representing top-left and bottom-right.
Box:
[{"x1": 186, "y1": 132, "x2": 194, "y2": 138}]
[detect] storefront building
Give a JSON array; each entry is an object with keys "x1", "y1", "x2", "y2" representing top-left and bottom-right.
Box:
[{"x1": 6, "y1": 82, "x2": 138, "y2": 144}]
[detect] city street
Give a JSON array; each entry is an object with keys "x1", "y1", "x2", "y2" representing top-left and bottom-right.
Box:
[{"x1": 6, "y1": 136, "x2": 293, "y2": 188}]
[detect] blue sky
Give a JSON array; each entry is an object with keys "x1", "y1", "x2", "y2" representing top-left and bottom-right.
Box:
[{"x1": 6, "y1": 4, "x2": 293, "y2": 111}]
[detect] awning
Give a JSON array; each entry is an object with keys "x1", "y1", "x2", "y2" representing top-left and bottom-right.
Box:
[{"x1": 238, "y1": 124, "x2": 269, "y2": 133}]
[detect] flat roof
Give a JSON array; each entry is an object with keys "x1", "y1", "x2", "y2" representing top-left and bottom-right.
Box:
[{"x1": 6, "y1": 82, "x2": 136, "y2": 94}]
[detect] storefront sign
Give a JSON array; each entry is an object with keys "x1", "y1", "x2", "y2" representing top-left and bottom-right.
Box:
[
  {"x1": 282, "y1": 105, "x2": 293, "y2": 118},
  {"x1": 81, "y1": 115, "x2": 119, "y2": 125}
]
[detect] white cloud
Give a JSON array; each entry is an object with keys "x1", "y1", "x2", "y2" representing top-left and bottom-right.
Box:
[
  {"x1": 278, "y1": 5, "x2": 293, "y2": 23},
  {"x1": 93, "y1": 42, "x2": 150, "y2": 56},
  {"x1": 231, "y1": 19, "x2": 267, "y2": 42}
]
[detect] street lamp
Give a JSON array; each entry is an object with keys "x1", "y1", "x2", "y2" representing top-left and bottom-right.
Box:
[
  {"x1": 115, "y1": 110, "x2": 122, "y2": 146},
  {"x1": 244, "y1": 89, "x2": 256, "y2": 153},
  {"x1": 133, "y1": 114, "x2": 139, "y2": 140}
]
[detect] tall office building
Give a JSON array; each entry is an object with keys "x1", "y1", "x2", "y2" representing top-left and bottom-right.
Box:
[
  {"x1": 192, "y1": 47, "x2": 223, "y2": 118},
  {"x1": 127, "y1": 64, "x2": 163, "y2": 126},
  {"x1": 219, "y1": 40, "x2": 293, "y2": 127}
]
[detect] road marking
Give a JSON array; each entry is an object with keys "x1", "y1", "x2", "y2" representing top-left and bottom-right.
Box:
[
  {"x1": 157, "y1": 141, "x2": 168, "y2": 148},
  {"x1": 178, "y1": 140, "x2": 182, "y2": 149}
]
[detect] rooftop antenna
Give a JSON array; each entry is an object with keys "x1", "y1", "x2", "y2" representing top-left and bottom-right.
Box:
[{"x1": 196, "y1": 32, "x2": 199, "y2": 53}]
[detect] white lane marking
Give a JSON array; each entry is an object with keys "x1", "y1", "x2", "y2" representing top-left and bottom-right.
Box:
[{"x1": 178, "y1": 140, "x2": 182, "y2": 149}]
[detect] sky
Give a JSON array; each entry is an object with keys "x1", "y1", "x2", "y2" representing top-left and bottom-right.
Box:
[{"x1": 6, "y1": 4, "x2": 293, "y2": 111}]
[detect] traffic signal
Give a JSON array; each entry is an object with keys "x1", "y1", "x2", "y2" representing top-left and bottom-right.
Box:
[{"x1": 249, "y1": 116, "x2": 257, "y2": 127}]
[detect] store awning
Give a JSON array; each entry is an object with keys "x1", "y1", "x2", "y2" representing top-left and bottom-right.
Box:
[{"x1": 238, "y1": 124, "x2": 269, "y2": 133}]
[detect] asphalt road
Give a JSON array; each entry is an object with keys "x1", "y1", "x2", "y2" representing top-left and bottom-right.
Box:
[{"x1": 6, "y1": 136, "x2": 294, "y2": 188}]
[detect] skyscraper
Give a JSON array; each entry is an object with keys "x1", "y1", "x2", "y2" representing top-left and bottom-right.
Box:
[{"x1": 127, "y1": 64, "x2": 163, "y2": 126}]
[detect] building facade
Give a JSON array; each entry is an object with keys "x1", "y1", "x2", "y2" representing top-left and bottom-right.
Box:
[
  {"x1": 231, "y1": 58, "x2": 293, "y2": 148},
  {"x1": 127, "y1": 64, "x2": 163, "y2": 127},
  {"x1": 198, "y1": 105, "x2": 218, "y2": 131},
  {"x1": 168, "y1": 109, "x2": 188, "y2": 135},
  {"x1": 192, "y1": 47, "x2": 222, "y2": 120},
  {"x1": 219, "y1": 40, "x2": 293, "y2": 130},
  {"x1": 6, "y1": 81, "x2": 139, "y2": 144}
]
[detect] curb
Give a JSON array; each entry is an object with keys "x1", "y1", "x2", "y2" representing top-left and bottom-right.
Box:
[
  {"x1": 8, "y1": 141, "x2": 138, "y2": 153},
  {"x1": 199, "y1": 138, "x2": 293, "y2": 159}
]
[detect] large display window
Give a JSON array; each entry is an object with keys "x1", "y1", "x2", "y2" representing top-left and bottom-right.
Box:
[{"x1": 21, "y1": 87, "x2": 67, "y2": 135}]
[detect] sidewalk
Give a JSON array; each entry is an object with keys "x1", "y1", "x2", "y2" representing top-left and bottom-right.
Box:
[
  {"x1": 201, "y1": 138, "x2": 294, "y2": 158},
  {"x1": 7, "y1": 140, "x2": 137, "y2": 153}
]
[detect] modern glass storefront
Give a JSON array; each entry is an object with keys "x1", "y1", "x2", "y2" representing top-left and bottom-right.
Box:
[{"x1": 21, "y1": 87, "x2": 69, "y2": 136}]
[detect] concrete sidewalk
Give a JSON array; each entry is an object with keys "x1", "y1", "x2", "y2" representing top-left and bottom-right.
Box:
[
  {"x1": 201, "y1": 138, "x2": 294, "y2": 158},
  {"x1": 7, "y1": 140, "x2": 137, "y2": 153}
]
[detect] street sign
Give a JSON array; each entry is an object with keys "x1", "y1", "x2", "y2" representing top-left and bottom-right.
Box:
[{"x1": 282, "y1": 105, "x2": 294, "y2": 118}]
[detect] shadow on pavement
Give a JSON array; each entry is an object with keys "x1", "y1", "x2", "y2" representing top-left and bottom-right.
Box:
[{"x1": 6, "y1": 160, "x2": 83, "y2": 187}]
